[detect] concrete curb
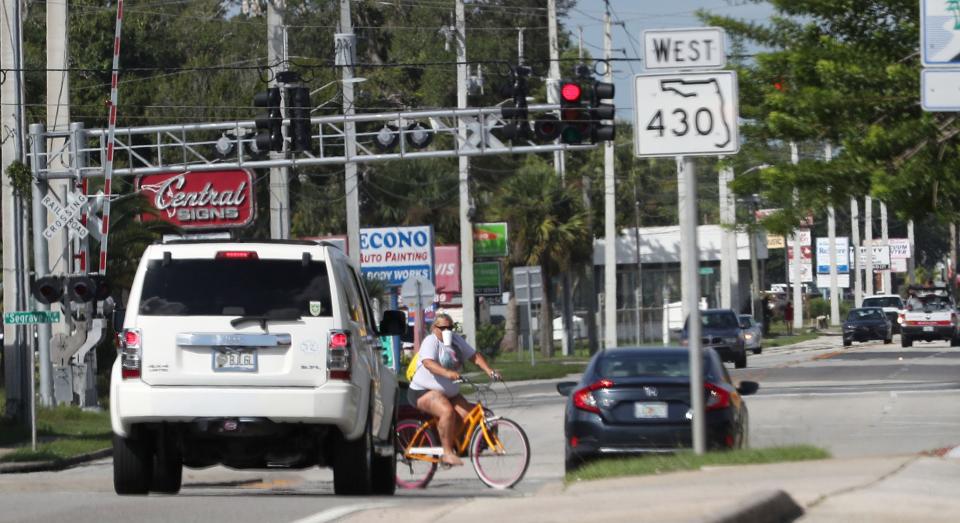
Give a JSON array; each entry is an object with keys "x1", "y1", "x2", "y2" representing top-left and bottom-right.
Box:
[
  {"x1": 708, "y1": 490, "x2": 804, "y2": 523},
  {"x1": 0, "y1": 447, "x2": 112, "y2": 474}
]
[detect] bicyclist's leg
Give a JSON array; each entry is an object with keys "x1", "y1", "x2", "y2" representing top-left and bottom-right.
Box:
[
  {"x1": 449, "y1": 394, "x2": 475, "y2": 420},
  {"x1": 415, "y1": 390, "x2": 463, "y2": 466}
]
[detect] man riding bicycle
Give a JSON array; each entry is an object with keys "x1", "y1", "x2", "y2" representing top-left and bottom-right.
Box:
[{"x1": 407, "y1": 313, "x2": 500, "y2": 467}]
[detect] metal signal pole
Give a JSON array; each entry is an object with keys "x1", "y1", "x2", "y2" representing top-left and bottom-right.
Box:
[
  {"x1": 339, "y1": 0, "x2": 360, "y2": 263},
  {"x1": 678, "y1": 157, "x2": 705, "y2": 455},
  {"x1": 603, "y1": 3, "x2": 617, "y2": 349},
  {"x1": 268, "y1": 1, "x2": 290, "y2": 239}
]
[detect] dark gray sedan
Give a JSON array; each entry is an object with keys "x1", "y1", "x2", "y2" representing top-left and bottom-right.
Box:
[{"x1": 557, "y1": 347, "x2": 758, "y2": 472}]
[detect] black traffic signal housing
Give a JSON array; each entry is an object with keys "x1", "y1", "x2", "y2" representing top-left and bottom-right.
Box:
[
  {"x1": 67, "y1": 274, "x2": 109, "y2": 303},
  {"x1": 287, "y1": 86, "x2": 312, "y2": 153},
  {"x1": 587, "y1": 80, "x2": 616, "y2": 142},
  {"x1": 32, "y1": 276, "x2": 65, "y2": 305},
  {"x1": 498, "y1": 66, "x2": 532, "y2": 142},
  {"x1": 254, "y1": 87, "x2": 283, "y2": 153},
  {"x1": 558, "y1": 80, "x2": 589, "y2": 144}
]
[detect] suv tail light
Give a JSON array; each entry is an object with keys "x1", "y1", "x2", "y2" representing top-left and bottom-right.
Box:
[
  {"x1": 705, "y1": 382, "x2": 730, "y2": 411},
  {"x1": 572, "y1": 379, "x2": 614, "y2": 414},
  {"x1": 119, "y1": 328, "x2": 142, "y2": 380},
  {"x1": 327, "y1": 330, "x2": 351, "y2": 380},
  {"x1": 215, "y1": 251, "x2": 259, "y2": 260}
]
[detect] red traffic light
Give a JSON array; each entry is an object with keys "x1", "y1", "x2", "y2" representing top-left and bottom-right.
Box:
[{"x1": 561, "y1": 82, "x2": 582, "y2": 103}]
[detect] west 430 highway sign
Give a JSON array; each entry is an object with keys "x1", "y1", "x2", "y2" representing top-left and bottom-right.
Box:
[{"x1": 633, "y1": 71, "x2": 739, "y2": 158}]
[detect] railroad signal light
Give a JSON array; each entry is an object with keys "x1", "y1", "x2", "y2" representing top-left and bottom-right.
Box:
[
  {"x1": 533, "y1": 115, "x2": 561, "y2": 141},
  {"x1": 253, "y1": 87, "x2": 283, "y2": 152},
  {"x1": 32, "y1": 276, "x2": 65, "y2": 305},
  {"x1": 498, "y1": 66, "x2": 532, "y2": 143},
  {"x1": 287, "y1": 86, "x2": 312, "y2": 153},
  {"x1": 405, "y1": 122, "x2": 434, "y2": 149},
  {"x1": 373, "y1": 124, "x2": 400, "y2": 152},
  {"x1": 65, "y1": 274, "x2": 109, "y2": 303}
]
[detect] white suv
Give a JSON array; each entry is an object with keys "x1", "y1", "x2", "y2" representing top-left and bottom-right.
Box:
[
  {"x1": 110, "y1": 240, "x2": 405, "y2": 496},
  {"x1": 861, "y1": 294, "x2": 905, "y2": 333}
]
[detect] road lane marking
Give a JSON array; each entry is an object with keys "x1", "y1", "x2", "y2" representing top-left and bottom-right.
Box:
[{"x1": 290, "y1": 503, "x2": 395, "y2": 523}]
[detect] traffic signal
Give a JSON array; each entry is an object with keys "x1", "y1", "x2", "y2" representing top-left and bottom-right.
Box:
[
  {"x1": 253, "y1": 87, "x2": 283, "y2": 152},
  {"x1": 32, "y1": 276, "x2": 65, "y2": 305},
  {"x1": 498, "y1": 66, "x2": 531, "y2": 142},
  {"x1": 287, "y1": 86, "x2": 312, "y2": 153},
  {"x1": 67, "y1": 274, "x2": 109, "y2": 303},
  {"x1": 587, "y1": 80, "x2": 616, "y2": 142},
  {"x1": 558, "y1": 80, "x2": 589, "y2": 144}
]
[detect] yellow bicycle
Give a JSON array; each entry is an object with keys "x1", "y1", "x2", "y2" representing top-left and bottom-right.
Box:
[{"x1": 395, "y1": 377, "x2": 530, "y2": 490}]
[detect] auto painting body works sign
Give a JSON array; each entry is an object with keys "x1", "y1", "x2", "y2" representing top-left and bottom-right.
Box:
[
  {"x1": 360, "y1": 226, "x2": 435, "y2": 286},
  {"x1": 137, "y1": 170, "x2": 255, "y2": 229}
]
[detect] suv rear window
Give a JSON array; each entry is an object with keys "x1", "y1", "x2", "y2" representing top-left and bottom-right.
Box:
[
  {"x1": 862, "y1": 297, "x2": 902, "y2": 308},
  {"x1": 138, "y1": 258, "x2": 332, "y2": 317}
]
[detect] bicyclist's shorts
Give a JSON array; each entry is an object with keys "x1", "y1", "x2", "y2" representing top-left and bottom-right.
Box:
[{"x1": 407, "y1": 386, "x2": 431, "y2": 406}]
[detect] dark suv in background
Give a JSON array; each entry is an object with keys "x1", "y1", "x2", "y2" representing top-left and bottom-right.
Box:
[{"x1": 683, "y1": 309, "x2": 747, "y2": 368}]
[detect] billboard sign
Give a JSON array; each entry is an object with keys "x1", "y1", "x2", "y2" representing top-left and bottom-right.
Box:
[
  {"x1": 434, "y1": 245, "x2": 461, "y2": 295},
  {"x1": 137, "y1": 169, "x2": 255, "y2": 229},
  {"x1": 888, "y1": 238, "x2": 911, "y2": 259},
  {"x1": 359, "y1": 225, "x2": 434, "y2": 286},
  {"x1": 474, "y1": 260, "x2": 502, "y2": 296},
  {"x1": 816, "y1": 237, "x2": 850, "y2": 274},
  {"x1": 473, "y1": 222, "x2": 509, "y2": 258}
]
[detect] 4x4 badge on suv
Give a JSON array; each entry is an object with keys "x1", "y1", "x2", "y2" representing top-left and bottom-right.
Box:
[{"x1": 309, "y1": 301, "x2": 322, "y2": 316}]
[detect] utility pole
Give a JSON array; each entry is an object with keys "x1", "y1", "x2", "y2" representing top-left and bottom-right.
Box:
[
  {"x1": 576, "y1": 26, "x2": 599, "y2": 354},
  {"x1": 548, "y1": 0, "x2": 573, "y2": 356},
  {"x1": 719, "y1": 162, "x2": 737, "y2": 310},
  {"x1": 634, "y1": 183, "x2": 643, "y2": 343},
  {"x1": 338, "y1": 0, "x2": 360, "y2": 263},
  {"x1": 456, "y1": 0, "x2": 477, "y2": 347},
  {"x1": 880, "y1": 201, "x2": 890, "y2": 294},
  {"x1": 826, "y1": 144, "x2": 840, "y2": 326},
  {"x1": 602, "y1": 3, "x2": 617, "y2": 349},
  {"x1": 791, "y1": 143, "x2": 802, "y2": 331},
  {"x1": 268, "y1": 2, "x2": 290, "y2": 239},
  {"x1": 908, "y1": 219, "x2": 916, "y2": 285},
  {"x1": 851, "y1": 198, "x2": 862, "y2": 307},
  {"x1": 865, "y1": 195, "x2": 874, "y2": 296},
  {"x1": 2, "y1": 0, "x2": 30, "y2": 422}
]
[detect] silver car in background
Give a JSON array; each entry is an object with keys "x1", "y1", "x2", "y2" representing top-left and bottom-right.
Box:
[{"x1": 739, "y1": 315, "x2": 763, "y2": 354}]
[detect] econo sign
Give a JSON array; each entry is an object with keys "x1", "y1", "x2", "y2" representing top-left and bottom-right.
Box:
[
  {"x1": 360, "y1": 225, "x2": 435, "y2": 286},
  {"x1": 136, "y1": 169, "x2": 254, "y2": 229}
]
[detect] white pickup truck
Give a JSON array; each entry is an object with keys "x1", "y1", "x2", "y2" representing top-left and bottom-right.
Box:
[
  {"x1": 900, "y1": 286, "x2": 960, "y2": 348},
  {"x1": 110, "y1": 240, "x2": 405, "y2": 496}
]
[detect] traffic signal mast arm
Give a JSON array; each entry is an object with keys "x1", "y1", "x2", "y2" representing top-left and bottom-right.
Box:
[{"x1": 34, "y1": 104, "x2": 597, "y2": 180}]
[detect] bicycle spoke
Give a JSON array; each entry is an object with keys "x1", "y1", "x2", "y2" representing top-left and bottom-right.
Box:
[
  {"x1": 395, "y1": 420, "x2": 438, "y2": 489},
  {"x1": 469, "y1": 418, "x2": 530, "y2": 489}
]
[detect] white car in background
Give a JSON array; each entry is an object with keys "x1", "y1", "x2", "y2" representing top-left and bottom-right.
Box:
[{"x1": 739, "y1": 314, "x2": 763, "y2": 354}]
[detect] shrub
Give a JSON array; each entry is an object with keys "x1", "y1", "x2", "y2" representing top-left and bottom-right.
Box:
[
  {"x1": 476, "y1": 323, "x2": 505, "y2": 359},
  {"x1": 808, "y1": 297, "x2": 830, "y2": 318}
]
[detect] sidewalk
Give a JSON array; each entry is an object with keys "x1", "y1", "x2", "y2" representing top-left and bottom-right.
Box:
[{"x1": 345, "y1": 453, "x2": 960, "y2": 523}]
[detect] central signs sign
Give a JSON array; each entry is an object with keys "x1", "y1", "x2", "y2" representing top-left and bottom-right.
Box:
[
  {"x1": 633, "y1": 71, "x2": 739, "y2": 157},
  {"x1": 137, "y1": 169, "x2": 255, "y2": 229},
  {"x1": 473, "y1": 222, "x2": 508, "y2": 258},
  {"x1": 360, "y1": 225, "x2": 435, "y2": 286}
]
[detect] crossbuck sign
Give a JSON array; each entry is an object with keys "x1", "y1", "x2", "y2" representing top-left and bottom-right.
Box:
[
  {"x1": 633, "y1": 71, "x2": 739, "y2": 158},
  {"x1": 41, "y1": 194, "x2": 88, "y2": 240}
]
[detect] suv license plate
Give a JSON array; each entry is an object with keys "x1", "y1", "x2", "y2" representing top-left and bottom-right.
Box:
[
  {"x1": 923, "y1": 326, "x2": 934, "y2": 332},
  {"x1": 213, "y1": 348, "x2": 258, "y2": 372},
  {"x1": 634, "y1": 402, "x2": 668, "y2": 419}
]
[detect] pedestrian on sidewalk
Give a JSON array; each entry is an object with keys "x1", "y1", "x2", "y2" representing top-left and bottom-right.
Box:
[{"x1": 784, "y1": 300, "x2": 794, "y2": 335}]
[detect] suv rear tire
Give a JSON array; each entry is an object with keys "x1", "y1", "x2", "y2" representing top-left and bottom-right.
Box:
[
  {"x1": 371, "y1": 416, "x2": 397, "y2": 495},
  {"x1": 150, "y1": 433, "x2": 183, "y2": 494},
  {"x1": 333, "y1": 417, "x2": 374, "y2": 495},
  {"x1": 113, "y1": 433, "x2": 153, "y2": 495}
]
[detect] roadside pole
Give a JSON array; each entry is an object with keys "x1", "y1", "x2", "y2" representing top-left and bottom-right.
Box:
[
  {"x1": 881, "y1": 202, "x2": 891, "y2": 294},
  {"x1": 602, "y1": 5, "x2": 617, "y2": 350},
  {"x1": 851, "y1": 198, "x2": 862, "y2": 306},
  {"x1": 268, "y1": 1, "x2": 290, "y2": 240},
  {"x1": 908, "y1": 220, "x2": 916, "y2": 285},
  {"x1": 678, "y1": 157, "x2": 705, "y2": 454},
  {"x1": 719, "y1": 162, "x2": 737, "y2": 310},
  {"x1": 455, "y1": 0, "x2": 476, "y2": 349},
  {"x1": 865, "y1": 196, "x2": 874, "y2": 296},
  {"x1": 791, "y1": 144, "x2": 802, "y2": 331},
  {"x1": 29, "y1": 124, "x2": 54, "y2": 405},
  {"x1": 827, "y1": 143, "x2": 840, "y2": 326}
]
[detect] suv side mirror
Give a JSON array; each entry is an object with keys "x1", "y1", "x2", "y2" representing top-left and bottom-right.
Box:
[{"x1": 379, "y1": 310, "x2": 406, "y2": 336}]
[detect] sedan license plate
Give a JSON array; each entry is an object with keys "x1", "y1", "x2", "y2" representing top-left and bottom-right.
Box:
[
  {"x1": 923, "y1": 326, "x2": 934, "y2": 332},
  {"x1": 634, "y1": 402, "x2": 668, "y2": 419},
  {"x1": 213, "y1": 348, "x2": 257, "y2": 372}
]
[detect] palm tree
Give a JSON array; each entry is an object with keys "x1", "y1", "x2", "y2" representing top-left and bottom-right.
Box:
[{"x1": 495, "y1": 156, "x2": 591, "y2": 357}]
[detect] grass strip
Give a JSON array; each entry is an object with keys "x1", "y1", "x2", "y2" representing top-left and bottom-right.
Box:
[
  {"x1": 567, "y1": 445, "x2": 830, "y2": 483},
  {"x1": 0, "y1": 403, "x2": 112, "y2": 463},
  {"x1": 490, "y1": 357, "x2": 588, "y2": 382}
]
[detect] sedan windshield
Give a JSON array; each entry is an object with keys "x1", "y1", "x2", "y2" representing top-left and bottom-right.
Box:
[{"x1": 597, "y1": 352, "x2": 717, "y2": 381}]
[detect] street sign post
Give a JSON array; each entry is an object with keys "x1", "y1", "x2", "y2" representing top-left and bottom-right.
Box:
[
  {"x1": 633, "y1": 71, "x2": 739, "y2": 158},
  {"x1": 3, "y1": 311, "x2": 62, "y2": 325},
  {"x1": 643, "y1": 27, "x2": 727, "y2": 70},
  {"x1": 512, "y1": 266, "x2": 541, "y2": 366}
]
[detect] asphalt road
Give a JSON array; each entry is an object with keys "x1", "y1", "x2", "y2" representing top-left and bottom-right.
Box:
[{"x1": 1, "y1": 333, "x2": 958, "y2": 522}]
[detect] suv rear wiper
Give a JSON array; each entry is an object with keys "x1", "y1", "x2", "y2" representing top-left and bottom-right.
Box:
[{"x1": 230, "y1": 309, "x2": 302, "y2": 330}]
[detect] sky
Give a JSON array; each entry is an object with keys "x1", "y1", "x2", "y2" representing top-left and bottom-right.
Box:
[{"x1": 564, "y1": 0, "x2": 776, "y2": 122}]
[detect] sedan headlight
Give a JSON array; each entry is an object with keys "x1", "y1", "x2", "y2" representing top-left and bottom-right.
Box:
[{"x1": 744, "y1": 333, "x2": 754, "y2": 340}]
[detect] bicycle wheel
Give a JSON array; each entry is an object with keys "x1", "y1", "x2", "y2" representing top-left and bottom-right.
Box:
[
  {"x1": 395, "y1": 419, "x2": 438, "y2": 489},
  {"x1": 469, "y1": 417, "x2": 530, "y2": 489}
]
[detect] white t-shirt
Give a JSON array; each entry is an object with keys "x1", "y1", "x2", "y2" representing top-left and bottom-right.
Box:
[{"x1": 409, "y1": 332, "x2": 477, "y2": 397}]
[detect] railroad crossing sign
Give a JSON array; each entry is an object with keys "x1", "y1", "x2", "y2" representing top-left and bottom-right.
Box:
[
  {"x1": 3, "y1": 311, "x2": 61, "y2": 325},
  {"x1": 41, "y1": 193, "x2": 88, "y2": 240},
  {"x1": 633, "y1": 71, "x2": 739, "y2": 158}
]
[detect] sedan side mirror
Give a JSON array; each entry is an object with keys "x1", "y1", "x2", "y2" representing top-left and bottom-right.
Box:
[
  {"x1": 556, "y1": 381, "x2": 578, "y2": 397},
  {"x1": 379, "y1": 310, "x2": 406, "y2": 336},
  {"x1": 737, "y1": 380, "x2": 760, "y2": 396}
]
